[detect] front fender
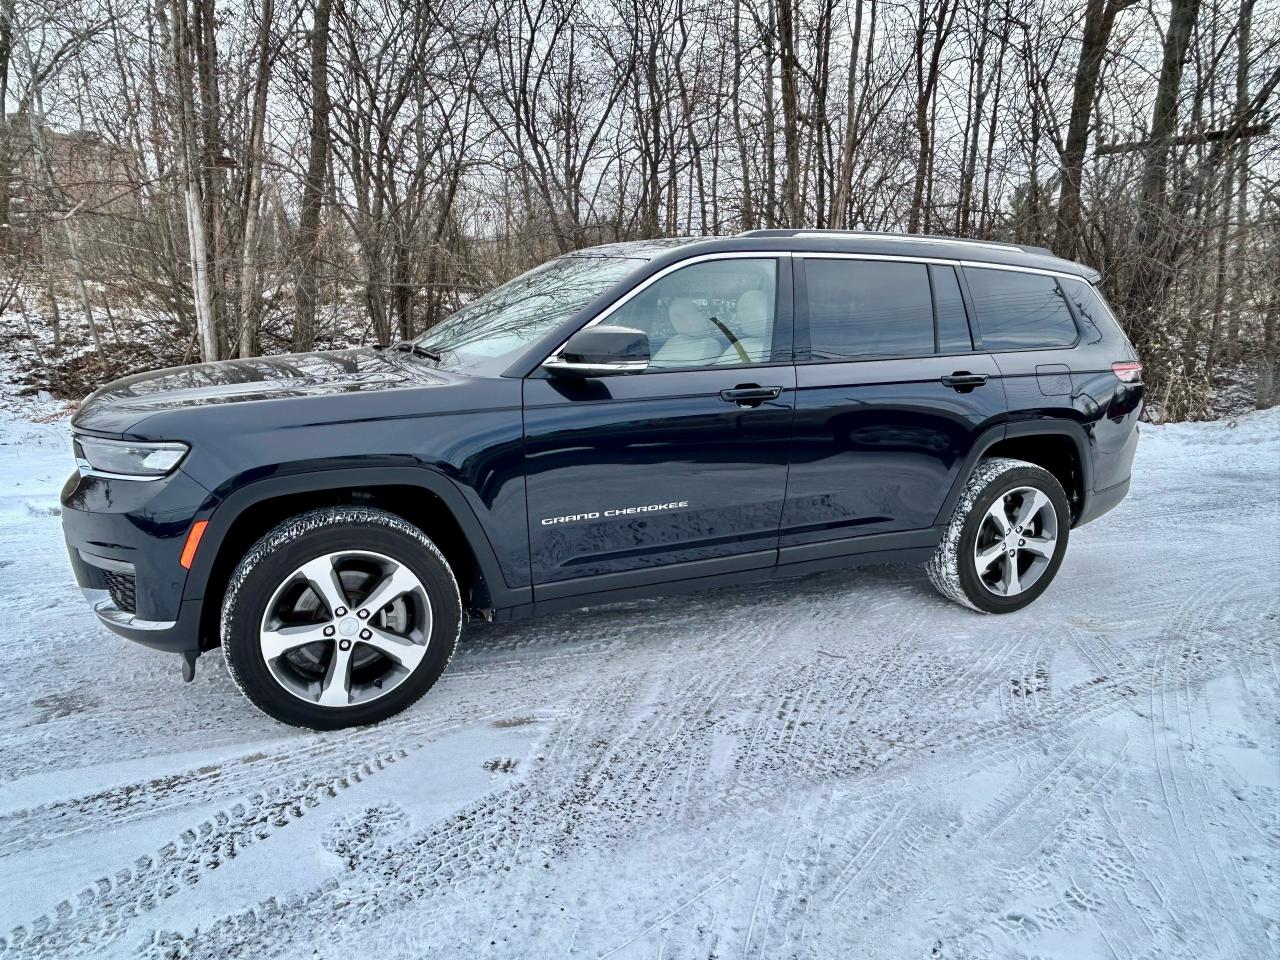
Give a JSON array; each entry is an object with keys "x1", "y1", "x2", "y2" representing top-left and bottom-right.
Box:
[{"x1": 182, "y1": 465, "x2": 531, "y2": 612}]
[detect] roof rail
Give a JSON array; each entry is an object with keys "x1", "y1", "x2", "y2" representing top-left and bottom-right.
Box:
[{"x1": 737, "y1": 228, "x2": 1055, "y2": 258}]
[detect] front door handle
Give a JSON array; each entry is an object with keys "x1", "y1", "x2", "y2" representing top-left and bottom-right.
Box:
[
  {"x1": 941, "y1": 372, "x2": 989, "y2": 392},
  {"x1": 719, "y1": 384, "x2": 783, "y2": 407}
]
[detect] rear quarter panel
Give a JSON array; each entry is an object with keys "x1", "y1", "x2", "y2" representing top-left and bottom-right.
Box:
[{"x1": 991, "y1": 339, "x2": 1142, "y2": 499}]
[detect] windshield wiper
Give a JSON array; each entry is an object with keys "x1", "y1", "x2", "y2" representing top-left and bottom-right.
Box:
[{"x1": 375, "y1": 340, "x2": 441, "y2": 362}]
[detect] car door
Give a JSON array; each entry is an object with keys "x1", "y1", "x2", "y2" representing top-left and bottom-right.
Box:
[
  {"x1": 780, "y1": 255, "x2": 1007, "y2": 561},
  {"x1": 523, "y1": 254, "x2": 796, "y2": 596}
]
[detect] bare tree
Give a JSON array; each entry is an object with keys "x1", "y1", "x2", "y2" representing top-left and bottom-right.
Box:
[{"x1": 3, "y1": 0, "x2": 1276, "y2": 421}]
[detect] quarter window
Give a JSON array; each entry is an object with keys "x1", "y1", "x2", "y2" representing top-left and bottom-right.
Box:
[
  {"x1": 805, "y1": 259, "x2": 934, "y2": 359},
  {"x1": 963, "y1": 267, "x2": 1078, "y2": 350},
  {"x1": 1060, "y1": 277, "x2": 1121, "y2": 345},
  {"x1": 609, "y1": 258, "x2": 778, "y2": 369}
]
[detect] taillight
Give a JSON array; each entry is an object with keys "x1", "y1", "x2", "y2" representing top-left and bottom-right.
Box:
[{"x1": 1112, "y1": 361, "x2": 1142, "y2": 383}]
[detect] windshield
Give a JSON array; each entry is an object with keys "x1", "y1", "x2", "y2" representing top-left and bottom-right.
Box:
[{"x1": 413, "y1": 254, "x2": 645, "y2": 373}]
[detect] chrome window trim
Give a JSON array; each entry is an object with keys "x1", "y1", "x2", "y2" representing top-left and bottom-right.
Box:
[{"x1": 543, "y1": 250, "x2": 793, "y2": 365}]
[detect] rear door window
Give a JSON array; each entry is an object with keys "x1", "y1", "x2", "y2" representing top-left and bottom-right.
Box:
[
  {"x1": 963, "y1": 267, "x2": 1079, "y2": 350},
  {"x1": 930, "y1": 264, "x2": 973, "y2": 352},
  {"x1": 805, "y1": 259, "x2": 934, "y2": 359}
]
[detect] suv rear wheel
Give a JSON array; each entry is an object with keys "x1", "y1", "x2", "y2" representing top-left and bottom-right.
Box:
[
  {"x1": 926, "y1": 457, "x2": 1070, "y2": 614},
  {"x1": 221, "y1": 507, "x2": 461, "y2": 729}
]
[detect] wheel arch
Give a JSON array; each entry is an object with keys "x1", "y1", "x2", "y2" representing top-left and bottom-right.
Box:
[
  {"x1": 936, "y1": 420, "x2": 1093, "y2": 528},
  {"x1": 185, "y1": 467, "x2": 528, "y2": 650}
]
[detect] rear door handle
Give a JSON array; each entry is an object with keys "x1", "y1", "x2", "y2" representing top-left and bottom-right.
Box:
[
  {"x1": 941, "y1": 372, "x2": 989, "y2": 392},
  {"x1": 719, "y1": 384, "x2": 783, "y2": 407}
]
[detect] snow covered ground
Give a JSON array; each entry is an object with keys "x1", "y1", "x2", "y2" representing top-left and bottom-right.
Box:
[{"x1": 0, "y1": 397, "x2": 1276, "y2": 960}]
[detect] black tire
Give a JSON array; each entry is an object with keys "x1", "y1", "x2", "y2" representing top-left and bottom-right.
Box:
[
  {"x1": 221, "y1": 507, "x2": 461, "y2": 729},
  {"x1": 926, "y1": 457, "x2": 1070, "y2": 614}
]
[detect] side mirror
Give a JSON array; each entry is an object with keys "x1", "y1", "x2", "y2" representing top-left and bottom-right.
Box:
[{"x1": 544, "y1": 325, "x2": 650, "y2": 378}]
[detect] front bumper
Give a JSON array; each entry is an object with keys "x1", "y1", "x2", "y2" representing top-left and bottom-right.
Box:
[
  {"x1": 62, "y1": 467, "x2": 219, "y2": 653},
  {"x1": 77, "y1": 586, "x2": 208, "y2": 652}
]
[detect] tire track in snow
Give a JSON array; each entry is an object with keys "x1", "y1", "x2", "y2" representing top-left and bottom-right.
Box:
[
  {"x1": 160, "y1": 580, "x2": 1276, "y2": 960},
  {"x1": 0, "y1": 700, "x2": 491, "y2": 857},
  {"x1": 1142, "y1": 564, "x2": 1269, "y2": 959},
  {"x1": 0, "y1": 747, "x2": 410, "y2": 960}
]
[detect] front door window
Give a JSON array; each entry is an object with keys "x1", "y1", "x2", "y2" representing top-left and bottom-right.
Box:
[{"x1": 608, "y1": 259, "x2": 779, "y2": 368}]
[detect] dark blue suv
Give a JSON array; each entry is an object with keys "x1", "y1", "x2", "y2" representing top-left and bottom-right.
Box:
[{"x1": 61, "y1": 231, "x2": 1143, "y2": 728}]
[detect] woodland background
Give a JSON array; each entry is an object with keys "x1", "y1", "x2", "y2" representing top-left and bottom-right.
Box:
[{"x1": 1, "y1": 0, "x2": 1277, "y2": 419}]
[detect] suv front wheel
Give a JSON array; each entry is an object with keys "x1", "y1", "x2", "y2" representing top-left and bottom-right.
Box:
[
  {"x1": 926, "y1": 457, "x2": 1070, "y2": 614},
  {"x1": 221, "y1": 507, "x2": 462, "y2": 729}
]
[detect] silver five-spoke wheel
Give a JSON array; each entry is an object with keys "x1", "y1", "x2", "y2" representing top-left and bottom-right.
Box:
[
  {"x1": 973, "y1": 486, "x2": 1058, "y2": 597},
  {"x1": 259, "y1": 550, "x2": 432, "y2": 708}
]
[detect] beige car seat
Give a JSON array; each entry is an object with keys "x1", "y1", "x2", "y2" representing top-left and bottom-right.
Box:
[
  {"x1": 650, "y1": 298, "x2": 723, "y2": 368},
  {"x1": 717, "y1": 290, "x2": 772, "y2": 364}
]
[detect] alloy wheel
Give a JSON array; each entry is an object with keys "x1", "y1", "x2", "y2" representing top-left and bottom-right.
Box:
[
  {"x1": 258, "y1": 550, "x2": 432, "y2": 707},
  {"x1": 973, "y1": 486, "x2": 1059, "y2": 597}
]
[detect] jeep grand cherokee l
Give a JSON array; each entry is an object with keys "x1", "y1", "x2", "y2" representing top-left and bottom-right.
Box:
[{"x1": 61, "y1": 230, "x2": 1143, "y2": 728}]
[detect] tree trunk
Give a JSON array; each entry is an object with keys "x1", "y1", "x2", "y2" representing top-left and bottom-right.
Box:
[
  {"x1": 237, "y1": 0, "x2": 273, "y2": 359},
  {"x1": 829, "y1": 0, "x2": 866, "y2": 228},
  {"x1": 1224, "y1": 0, "x2": 1255, "y2": 362},
  {"x1": 293, "y1": 0, "x2": 332, "y2": 353},
  {"x1": 763, "y1": 0, "x2": 776, "y2": 226},
  {"x1": 193, "y1": 0, "x2": 223, "y2": 351},
  {"x1": 1256, "y1": 281, "x2": 1278, "y2": 409},
  {"x1": 732, "y1": 0, "x2": 754, "y2": 229},
  {"x1": 0, "y1": 0, "x2": 10, "y2": 107},
  {"x1": 1204, "y1": 163, "x2": 1233, "y2": 380},
  {"x1": 167, "y1": 0, "x2": 218, "y2": 362},
  {"x1": 1128, "y1": 0, "x2": 1202, "y2": 315},
  {"x1": 0, "y1": 0, "x2": 12, "y2": 247},
  {"x1": 1055, "y1": 0, "x2": 1134, "y2": 258},
  {"x1": 777, "y1": 0, "x2": 801, "y2": 226},
  {"x1": 978, "y1": 9, "x2": 1010, "y2": 236},
  {"x1": 908, "y1": 0, "x2": 930, "y2": 232},
  {"x1": 908, "y1": 0, "x2": 954, "y2": 234},
  {"x1": 644, "y1": 32, "x2": 662, "y2": 237}
]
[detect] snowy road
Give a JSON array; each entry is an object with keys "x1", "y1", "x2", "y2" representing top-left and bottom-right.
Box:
[{"x1": 0, "y1": 407, "x2": 1276, "y2": 959}]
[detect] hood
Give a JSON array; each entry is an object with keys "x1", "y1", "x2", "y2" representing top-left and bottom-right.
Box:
[{"x1": 73, "y1": 348, "x2": 441, "y2": 435}]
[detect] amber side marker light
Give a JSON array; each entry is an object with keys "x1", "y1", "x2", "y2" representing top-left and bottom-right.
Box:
[{"x1": 180, "y1": 520, "x2": 209, "y2": 569}]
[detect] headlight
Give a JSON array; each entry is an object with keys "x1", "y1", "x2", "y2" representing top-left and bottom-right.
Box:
[{"x1": 74, "y1": 436, "x2": 189, "y2": 479}]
